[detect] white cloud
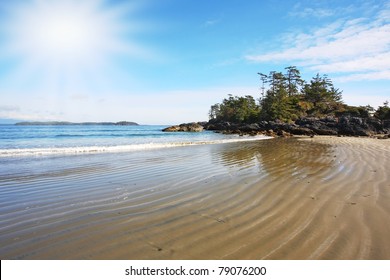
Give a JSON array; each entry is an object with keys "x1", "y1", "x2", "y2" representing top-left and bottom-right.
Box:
[
  {"x1": 203, "y1": 18, "x2": 220, "y2": 27},
  {"x1": 316, "y1": 52, "x2": 390, "y2": 73},
  {"x1": 289, "y1": 7, "x2": 334, "y2": 18},
  {"x1": 0, "y1": 105, "x2": 19, "y2": 112},
  {"x1": 246, "y1": 2, "x2": 390, "y2": 82},
  {"x1": 0, "y1": 105, "x2": 60, "y2": 122},
  {"x1": 335, "y1": 70, "x2": 390, "y2": 83}
]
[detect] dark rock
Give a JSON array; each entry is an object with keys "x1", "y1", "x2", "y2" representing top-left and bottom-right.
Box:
[
  {"x1": 289, "y1": 127, "x2": 314, "y2": 135},
  {"x1": 200, "y1": 115, "x2": 389, "y2": 137},
  {"x1": 312, "y1": 128, "x2": 338, "y2": 135},
  {"x1": 265, "y1": 130, "x2": 276, "y2": 137},
  {"x1": 383, "y1": 120, "x2": 390, "y2": 130},
  {"x1": 337, "y1": 116, "x2": 376, "y2": 136},
  {"x1": 204, "y1": 121, "x2": 232, "y2": 131},
  {"x1": 277, "y1": 130, "x2": 292, "y2": 137},
  {"x1": 377, "y1": 134, "x2": 389, "y2": 139},
  {"x1": 162, "y1": 122, "x2": 204, "y2": 132},
  {"x1": 162, "y1": 125, "x2": 181, "y2": 132},
  {"x1": 239, "y1": 123, "x2": 260, "y2": 132}
]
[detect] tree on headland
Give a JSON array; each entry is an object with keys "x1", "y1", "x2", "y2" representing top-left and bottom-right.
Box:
[
  {"x1": 209, "y1": 94, "x2": 260, "y2": 123},
  {"x1": 335, "y1": 105, "x2": 375, "y2": 118},
  {"x1": 375, "y1": 101, "x2": 390, "y2": 120},
  {"x1": 284, "y1": 66, "x2": 304, "y2": 96},
  {"x1": 257, "y1": 72, "x2": 268, "y2": 97},
  {"x1": 302, "y1": 73, "x2": 343, "y2": 116},
  {"x1": 259, "y1": 71, "x2": 291, "y2": 121},
  {"x1": 209, "y1": 66, "x2": 388, "y2": 124},
  {"x1": 257, "y1": 68, "x2": 342, "y2": 121}
]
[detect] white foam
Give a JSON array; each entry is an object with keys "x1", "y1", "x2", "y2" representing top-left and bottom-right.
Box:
[{"x1": 0, "y1": 135, "x2": 272, "y2": 157}]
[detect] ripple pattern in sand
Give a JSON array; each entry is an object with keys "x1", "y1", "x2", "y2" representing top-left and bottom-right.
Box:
[{"x1": 0, "y1": 137, "x2": 389, "y2": 259}]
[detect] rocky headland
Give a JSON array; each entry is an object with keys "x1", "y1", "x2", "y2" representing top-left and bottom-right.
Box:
[
  {"x1": 163, "y1": 116, "x2": 390, "y2": 139},
  {"x1": 162, "y1": 122, "x2": 204, "y2": 132}
]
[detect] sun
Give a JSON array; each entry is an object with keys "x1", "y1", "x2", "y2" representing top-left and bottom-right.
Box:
[
  {"x1": 27, "y1": 10, "x2": 93, "y2": 57},
  {"x1": 5, "y1": 0, "x2": 126, "y2": 65},
  {"x1": 2, "y1": 0, "x2": 143, "y2": 85}
]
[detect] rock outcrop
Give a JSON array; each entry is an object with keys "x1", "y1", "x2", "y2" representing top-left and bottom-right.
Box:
[
  {"x1": 162, "y1": 122, "x2": 204, "y2": 132},
  {"x1": 163, "y1": 116, "x2": 390, "y2": 138},
  {"x1": 203, "y1": 116, "x2": 390, "y2": 138}
]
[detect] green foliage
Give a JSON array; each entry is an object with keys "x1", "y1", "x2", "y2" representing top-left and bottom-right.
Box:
[
  {"x1": 284, "y1": 66, "x2": 304, "y2": 96},
  {"x1": 374, "y1": 101, "x2": 390, "y2": 120},
  {"x1": 209, "y1": 94, "x2": 260, "y2": 123},
  {"x1": 259, "y1": 70, "x2": 289, "y2": 121},
  {"x1": 302, "y1": 74, "x2": 343, "y2": 116},
  {"x1": 260, "y1": 85, "x2": 292, "y2": 122},
  {"x1": 259, "y1": 70, "x2": 344, "y2": 120},
  {"x1": 209, "y1": 66, "x2": 388, "y2": 124},
  {"x1": 335, "y1": 105, "x2": 373, "y2": 118},
  {"x1": 257, "y1": 69, "x2": 343, "y2": 121}
]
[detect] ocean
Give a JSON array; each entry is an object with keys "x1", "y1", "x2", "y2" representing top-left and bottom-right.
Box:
[
  {"x1": 2, "y1": 124, "x2": 389, "y2": 259},
  {"x1": 0, "y1": 124, "x2": 267, "y2": 157},
  {"x1": 0, "y1": 123, "x2": 273, "y2": 259}
]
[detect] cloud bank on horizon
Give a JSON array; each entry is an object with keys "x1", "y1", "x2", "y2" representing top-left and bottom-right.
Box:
[{"x1": 0, "y1": 0, "x2": 389, "y2": 124}]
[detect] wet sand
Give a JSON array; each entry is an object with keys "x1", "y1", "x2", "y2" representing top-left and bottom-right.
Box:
[{"x1": 0, "y1": 137, "x2": 389, "y2": 259}]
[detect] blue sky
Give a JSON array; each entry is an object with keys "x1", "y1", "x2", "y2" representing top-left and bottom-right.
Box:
[{"x1": 0, "y1": 0, "x2": 389, "y2": 124}]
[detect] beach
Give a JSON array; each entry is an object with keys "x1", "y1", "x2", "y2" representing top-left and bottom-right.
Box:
[{"x1": 0, "y1": 136, "x2": 389, "y2": 259}]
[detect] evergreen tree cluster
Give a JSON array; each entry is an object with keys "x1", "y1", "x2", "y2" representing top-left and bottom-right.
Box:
[
  {"x1": 209, "y1": 95, "x2": 259, "y2": 123},
  {"x1": 209, "y1": 66, "x2": 389, "y2": 123}
]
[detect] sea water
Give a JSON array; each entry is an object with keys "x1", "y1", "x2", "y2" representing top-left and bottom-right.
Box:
[
  {"x1": 0, "y1": 124, "x2": 269, "y2": 157},
  {"x1": 0, "y1": 124, "x2": 273, "y2": 259}
]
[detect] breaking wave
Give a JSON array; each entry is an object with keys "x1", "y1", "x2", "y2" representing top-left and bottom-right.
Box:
[{"x1": 0, "y1": 135, "x2": 271, "y2": 157}]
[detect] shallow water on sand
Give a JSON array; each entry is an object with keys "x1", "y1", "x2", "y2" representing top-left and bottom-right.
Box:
[{"x1": 1, "y1": 137, "x2": 390, "y2": 259}]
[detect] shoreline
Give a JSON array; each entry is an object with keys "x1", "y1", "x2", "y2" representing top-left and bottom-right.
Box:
[
  {"x1": 0, "y1": 134, "x2": 272, "y2": 158},
  {"x1": 0, "y1": 136, "x2": 389, "y2": 259},
  {"x1": 165, "y1": 116, "x2": 390, "y2": 138}
]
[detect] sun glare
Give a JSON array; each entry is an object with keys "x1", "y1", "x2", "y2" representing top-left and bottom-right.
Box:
[
  {"x1": 8, "y1": 0, "x2": 120, "y2": 64},
  {"x1": 31, "y1": 13, "x2": 91, "y2": 56},
  {"x1": 3, "y1": 0, "x2": 140, "y2": 83}
]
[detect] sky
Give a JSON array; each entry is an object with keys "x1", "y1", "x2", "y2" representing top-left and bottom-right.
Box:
[{"x1": 0, "y1": 0, "x2": 389, "y2": 124}]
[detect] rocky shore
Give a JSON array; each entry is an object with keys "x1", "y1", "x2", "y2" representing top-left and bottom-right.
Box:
[
  {"x1": 163, "y1": 116, "x2": 390, "y2": 138},
  {"x1": 162, "y1": 122, "x2": 204, "y2": 132}
]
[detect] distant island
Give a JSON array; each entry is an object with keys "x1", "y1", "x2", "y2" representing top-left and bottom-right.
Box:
[{"x1": 15, "y1": 121, "x2": 139, "y2": 126}]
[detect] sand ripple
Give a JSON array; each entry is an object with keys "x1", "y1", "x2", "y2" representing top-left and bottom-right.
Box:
[{"x1": 0, "y1": 137, "x2": 389, "y2": 259}]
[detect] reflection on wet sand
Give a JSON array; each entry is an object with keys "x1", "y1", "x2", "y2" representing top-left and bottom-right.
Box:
[
  {"x1": 1, "y1": 137, "x2": 389, "y2": 259},
  {"x1": 213, "y1": 137, "x2": 333, "y2": 178}
]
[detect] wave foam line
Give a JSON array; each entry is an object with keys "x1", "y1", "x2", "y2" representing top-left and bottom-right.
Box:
[{"x1": 0, "y1": 136, "x2": 272, "y2": 157}]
